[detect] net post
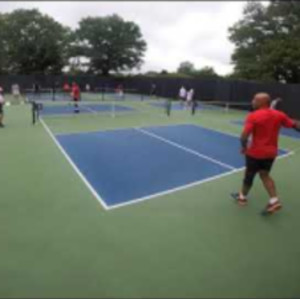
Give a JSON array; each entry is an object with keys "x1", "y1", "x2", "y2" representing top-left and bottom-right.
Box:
[
  {"x1": 32, "y1": 102, "x2": 36, "y2": 125},
  {"x1": 101, "y1": 87, "x2": 104, "y2": 101},
  {"x1": 225, "y1": 102, "x2": 229, "y2": 113},
  {"x1": 111, "y1": 97, "x2": 116, "y2": 118}
]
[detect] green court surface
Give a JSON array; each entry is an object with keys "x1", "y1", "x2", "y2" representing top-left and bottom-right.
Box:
[{"x1": 1, "y1": 95, "x2": 300, "y2": 298}]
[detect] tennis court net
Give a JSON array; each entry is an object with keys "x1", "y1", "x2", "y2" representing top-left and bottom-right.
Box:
[
  {"x1": 150, "y1": 99, "x2": 252, "y2": 114},
  {"x1": 24, "y1": 87, "x2": 147, "y2": 103},
  {"x1": 24, "y1": 88, "x2": 72, "y2": 102},
  {"x1": 195, "y1": 101, "x2": 252, "y2": 113}
]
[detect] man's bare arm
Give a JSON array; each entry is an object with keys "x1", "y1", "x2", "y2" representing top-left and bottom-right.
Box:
[{"x1": 240, "y1": 131, "x2": 250, "y2": 154}]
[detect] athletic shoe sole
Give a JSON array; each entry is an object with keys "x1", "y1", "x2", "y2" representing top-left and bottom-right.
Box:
[
  {"x1": 261, "y1": 203, "x2": 282, "y2": 216},
  {"x1": 231, "y1": 193, "x2": 248, "y2": 206}
]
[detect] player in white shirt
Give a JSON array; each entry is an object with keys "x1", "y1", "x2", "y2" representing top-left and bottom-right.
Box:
[
  {"x1": 11, "y1": 84, "x2": 20, "y2": 102},
  {"x1": 178, "y1": 86, "x2": 187, "y2": 107},
  {"x1": 186, "y1": 88, "x2": 194, "y2": 108},
  {"x1": 115, "y1": 84, "x2": 124, "y2": 100},
  {"x1": 270, "y1": 97, "x2": 282, "y2": 110}
]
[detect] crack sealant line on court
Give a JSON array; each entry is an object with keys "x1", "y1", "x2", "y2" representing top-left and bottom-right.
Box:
[{"x1": 40, "y1": 117, "x2": 109, "y2": 211}]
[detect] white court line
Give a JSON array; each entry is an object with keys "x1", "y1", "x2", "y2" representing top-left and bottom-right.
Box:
[
  {"x1": 135, "y1": 127, "x2": 236, "y2": 171},
  {"x1": 40, "y1": 121, "x2": 296, "y2": 211},
  {"x1": 291, "y1": 146, "x2": 300, "y2": 154},
  {"x1": 107, "y1": 168, "x2": 243, "y2": 210},
  {"x1": 107, "y1": 149, "x2": 294, "y2": 210},
  {"x1": 55, "y1": 123, "x2": 188, "y2": 137},
  {"x1": 80, "y1": 105, "x2": 98, "y2": 115},
  {"x1": 40, "y1": 117, "x2": 109, "y2": 211}
]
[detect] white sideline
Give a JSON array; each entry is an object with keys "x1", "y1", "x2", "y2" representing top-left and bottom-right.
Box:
[
  {"x1": 135, "y1": 127, "x2": 235, "y2": 171},
  {"x1": 40, "y1": 117, "x2": 109, "y2": 211},
  {"x1": 80, "y1": 105, "x2": 98, "y2": 115}
]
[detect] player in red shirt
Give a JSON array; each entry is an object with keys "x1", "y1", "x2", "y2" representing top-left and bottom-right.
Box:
[
  {"x1": 232, "y1": 93, "x2": 300, "y2": 215},
  {"x1": 71, "y1": 82, "x2": 80, "y2": 113},
  {"x1": 115, "y1": 84, "x2": 124, "y2": 100}
]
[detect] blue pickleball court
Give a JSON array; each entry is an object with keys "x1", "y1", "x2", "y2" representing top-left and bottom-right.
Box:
[{"x1": 55, "y1": 124, "x2": 289, "y2": 209}]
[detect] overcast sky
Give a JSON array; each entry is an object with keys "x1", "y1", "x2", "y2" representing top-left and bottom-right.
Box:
[{"x1": 0, "y1": 1, "x2": 252, "y2": 75}]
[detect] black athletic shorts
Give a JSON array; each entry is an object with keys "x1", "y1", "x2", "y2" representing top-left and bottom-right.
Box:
[
  {"x1": 0, "y1": 103, "x2": 3, "y2": 113},
  {"x1": 246, "y1": 155, "x2": 275, "y2": 173}
]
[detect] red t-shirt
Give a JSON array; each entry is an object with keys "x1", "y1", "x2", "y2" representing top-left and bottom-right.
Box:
[
  {"x1": 243, "y1": 108, "x2": 295, "y2": 159},
  {"x1": 72, "y1": 85, "x2": 80, "y2": 100}
]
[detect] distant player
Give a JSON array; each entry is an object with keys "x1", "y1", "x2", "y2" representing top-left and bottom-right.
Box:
[
  {"x1": 165, "y1": 98, "x2": 172, "y2": 117},
  {"x1": 51, "y1": 81, "x2": 58, "y2": 101},
  {"x1": 0, "y1": 87, "x2": 5, "y2": 128},
  {"x1": 85, "y1": 84, "x2": 91, "y2": 92},
  {"x1": 186, "y1": 88, "x2": 194, "y2": 108},
  {"x1": 115, "y1": 84, "x2": 124, "y2": 100},
  {"x1": 232, "y1": 93, "x2": 300, "y2": 215},
  {"x1": 11, "y1": 84, "x2": 20, "y2": 102},
  {"x1": 178, "y1": 86, "x2": 187, "y2": 107},
  {"x1": 63, "y1": 82, "x2": 70, "y2": 100},
  {"x1": 191, "y1": 98, "x2": 198, "y2": 116},
  {"x1": 33, "y1": 82, "x2": 40, "y2": 93},
  {"x1": 270, "y1": 97, "x2": 282, "y2": 110},
  {"x1": 150, "y1": 83, "x2": 157, "y2": 98},
  {"x1": 71, "y1": 82, "x2": 80, "y2": 113}
]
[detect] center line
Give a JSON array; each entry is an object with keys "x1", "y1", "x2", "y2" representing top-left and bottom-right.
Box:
[{"x1": 135, "y1": 127, "x2": 235, "y2": 171}]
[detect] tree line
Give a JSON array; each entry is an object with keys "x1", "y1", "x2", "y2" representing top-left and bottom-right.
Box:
[
  {"x1": 0, "y1": 9, "x2": 146, "y2": 76},
  {"x1": 0, "y1": 1, "x2": 300, "y2": 83}
]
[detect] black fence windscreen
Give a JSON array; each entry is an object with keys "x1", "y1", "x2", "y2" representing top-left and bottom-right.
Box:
[{"x1": 1, "y1": 74, "x2": 300, "y2": 118}]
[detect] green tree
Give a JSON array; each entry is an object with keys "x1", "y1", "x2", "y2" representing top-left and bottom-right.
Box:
[
  {"x1": 193, "y1": 66, "x2": 219, "y2": 78},
  {"x1": 0, "y1": 9, "x2": 71, "y2": 74},
  {"x1": 177, "y1": 61, "x2": 195, "y2": 75},
  {"x1": 144, "y1": 71, "x2": 159, "y2": 77},
  {"x1": 160, "y1": 69, "x2": 168, "y2": 75},
  {"x1": 73, "y1": 14, "x2": 147, "y2": 76},
  {"x1": 229, "y1": 0, "x2": 300, "y2": 83},
  {"x1": 0, "y1": 14, "x2": 8, "y2": 74}
]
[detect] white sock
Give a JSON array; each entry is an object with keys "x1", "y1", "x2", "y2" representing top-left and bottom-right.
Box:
[
  {"x1": 239, "y1": 192, "x2": 246, "y2": 200},
  {"x1": 269, "y1": 197, "x2": 279, "y2": 204}
]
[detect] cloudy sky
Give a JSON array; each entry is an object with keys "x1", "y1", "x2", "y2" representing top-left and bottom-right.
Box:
[{"x1": 0, "y1": 1, "x2": 251, "y2": 75}]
